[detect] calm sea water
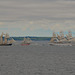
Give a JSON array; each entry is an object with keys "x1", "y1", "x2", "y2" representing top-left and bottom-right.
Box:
[
  {"x1": 12, "y1": 41, "x2": 49, "y2": 46},
  {"x1": 0, "y1": 41, "x2": 75, "y2": 75}
]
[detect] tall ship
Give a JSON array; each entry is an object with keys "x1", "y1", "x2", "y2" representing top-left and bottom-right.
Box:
[
  {"x1": 49, "y1": 31, "x2": 75, "y2": 46},
  {"x1": 0, "y1": 32, "x2": 12, "y2": 46},
  {"x1": 21, "y1": 37, "x2": 32, "y2": 46},
  {"x1": 66, "y1": 31, "x2": 75, "y2": 45}
]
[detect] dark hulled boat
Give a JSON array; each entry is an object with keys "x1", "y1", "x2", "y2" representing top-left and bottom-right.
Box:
[
  {"x1": 0, "y1": 32, "x2": 12, "y2": 46},
  {"x1": 0, "y1": 44, "x2": 12, "y2": 46}
]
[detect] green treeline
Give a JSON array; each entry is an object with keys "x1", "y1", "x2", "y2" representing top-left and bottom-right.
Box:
[{"x1": 11, "y1": 37, "x2": 51, "y2": 41}]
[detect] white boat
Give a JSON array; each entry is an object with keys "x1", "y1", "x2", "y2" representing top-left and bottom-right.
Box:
[
  {"x1": 49, "y1": 31, "x2": 74, "y2": 46},
  {"x1": 49, "y1": 42, "x2": 72, "y2": 46},
  {"x1": 21, "y1": 37, "x2": 32, "y2": 45}
]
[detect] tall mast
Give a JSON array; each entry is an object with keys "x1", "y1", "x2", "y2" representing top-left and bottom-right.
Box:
[
  {"x1": 60, "y1": 31, "x2": 64, "y2": 39},
  {"x1": 4, "y1": 34, "x2": 7, "y2": 44},
  {"x1": 57, "y1": 34, "x2": 61, "y2": 40},
  {"x1": 68, "y1": 30, "x2": 72, "y2": 39},
  {"x1": 0, "y1": 32, "x2": 4, "y2": 44},
  {"x1": 50, "y1": 32, "x2": 57, "y2": 43},
  {"x1": 4, "y1": 33, "x2": 9, "y2": 44},
  {"x1": 53, "y1": 32, "x2": 56, "y2": 38}
]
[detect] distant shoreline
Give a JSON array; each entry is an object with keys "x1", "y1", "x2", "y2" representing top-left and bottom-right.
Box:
[{"x1": 10, "y1": 37, "x2": 51, "y2": 41}]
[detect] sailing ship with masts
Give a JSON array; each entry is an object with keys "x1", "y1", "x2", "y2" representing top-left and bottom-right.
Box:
[
  {"x1": 49, "y1": 31, "x2": 75, "y2": 46},
  {"x1": 21, "y1": 37, "x2": 32, "y2": 45},
  {"x1": 0, "y1": 32, "x2": 15, "y2": 46}
]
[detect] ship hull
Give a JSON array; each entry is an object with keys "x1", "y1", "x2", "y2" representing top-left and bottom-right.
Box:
[
  {"x1": 49, "y1": 43, "x2": 72, "y2": 46},
  {"x1": 0, "y1": 44, "x2": 12, "y2": 46}
]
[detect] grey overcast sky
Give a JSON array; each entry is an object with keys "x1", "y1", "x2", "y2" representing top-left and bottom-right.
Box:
[{"x1": 0, "y1": 0, "x2": 75, "y2": 36}]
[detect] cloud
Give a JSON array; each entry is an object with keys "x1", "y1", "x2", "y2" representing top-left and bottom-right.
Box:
[
  {"x1": 0, "y1": 0, "x2": 75, "y2": 36},
  {"x1": 0, "y1": 19, "x2": 75, "y2": 30},
  {"x1": 1, "y1": 20, "x2": 74, "y2": 32},
  {"x1": 49, "y1": 24, "x2": 75, "y2": 31},
  {"x1": 0, "y1": 0, "x2": 75, "y2": 21}
]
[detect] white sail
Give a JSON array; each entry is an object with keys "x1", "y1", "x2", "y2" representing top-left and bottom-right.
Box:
[
  {"x1": 49, "y1": 31, "x2": 73, "y2": 45},
  {"x1": 60, "y1": 31, "x2": 64, "y2": 39},
  {"x1": 0, "y1": 32, "x2": 4, "y2": 44},
  {"x1": 68, "y1": 31, "x2": 72, "y2": 39},
  {"x1": 57, "y1": 34, "x2": 61, "y2": 40},
  {"x1": 50, "y1": 32, "x2": 58, "y2": 43},
  {"x1": 53, "y1": 32, "x2": 56, "y2": 38},
  {"x1": 0, "y1": 32, "x2": 12, "y2": 45},
  {"x1": 4, "y1": 33, "x2": 9, "y2": 44},
  {"x1": 26, "y1": 38, "x2": 32, "y2": 43},
  {"x1": 8, "y1": 38, "x2": 16, "y2": 44},
  {"x1": 22, "y1": 37, "x2": 32, "y2": 44}
]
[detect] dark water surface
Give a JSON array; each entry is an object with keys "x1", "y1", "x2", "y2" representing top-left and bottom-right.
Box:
[{"x1": 0, "y1": 41, "x2": 75, "y2": 75}]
